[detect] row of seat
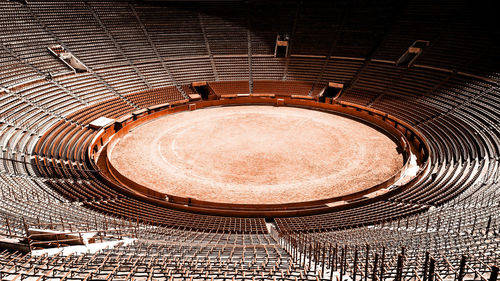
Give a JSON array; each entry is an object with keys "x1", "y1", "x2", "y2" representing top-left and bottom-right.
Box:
[{"x1": 0, "y1": 1, "x2": 498, "y2": 279}]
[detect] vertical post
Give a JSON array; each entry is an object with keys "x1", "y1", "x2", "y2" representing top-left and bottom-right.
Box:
[
  {"x1": 342, "y1": 245, "x2": 347, "y2": 277},
  {"x1": 136, "y1": 216, "x2": 140, "y2": 238},
  {"x1": 330, "y1": 244, "x2": 334, "y2": 281},
  {"x1": 340, "y1": 245, "x2": 344, "y2": 281},
  {"x1": 300, "y1": 237, "x2": 307, "y2": 267},
  {"x1": 457, "y1": 217, "x2": 462, "y2": 234},
  {"x1": 287, "y1": 235, "x2": 290, "y2": 254},
  {"x1": 457, "y1": 255, "x2": 466, "y2": 281},
  {"x1": 328, "y1": 243, "x2": 332, "y2": 271},
  {"x1": 6, "y1": 217, "x2": 12, "y2": 237},
  {"x1": 353, "y1": 247, "x2": 359, "y2": 281},
  {"x1": 297, "y1": 236, "x2": 301, "y2": 262},
  {"x1": 471, "y1": 215, "x2": 477, "y2": 235},
  {"x1": 292, "y1": 234, "x2": 296, "y2": 263},
  {"x1": 302, "y1": 236, "x2": 306, "y2": 267},
  {"x1": 335, "y1": 244, "x2": 338, "y2": 271},
  {"x1": 293, "y1": 233, "x2": 297, "y2": 264},
  {"x1": 372, "y1": 253, "x2": 379, "y2": 281},
  {"x1": 489, "y1": 266, "x2": 499, "y2": 281},
  {"x1": 364, "y1": 245, "x2": 370, "y2": 281},
  {"x1": 486, "y1": 216, "x2": 492, "y2": 237},
  {"x1": 322, "y1": 243, "x2": 326, "y2": 277},
  {"x1": 314, "y1": 242, "x2": 318, "y2": 273},
  {"x1": 395, "y1": 254, "x2": 403, "y2": 281},
  {"x1": 379, "y1": 247, "x2": 385, "y2": 281},
  {"x1": 308, "y1": 243, "x2": 312, "y2": 269},
  {"x1": 22, "y1": 217, "x2": 31, "y2": 251},
  {"x1": 423, "y1": 251, "x2": 430, "y2": 281},
  {"x1": 283, "y1": 235, "x2": 287, "y2": 253},
  {"x1": 22, "y1": 217, "x2": 29, "y2": 236},
  {"x1": 330, "y1": 245, "x2": 333, "y2": 281},
  {"x1": 428, "y1": 257, "x2": 435, "y2": 281}
]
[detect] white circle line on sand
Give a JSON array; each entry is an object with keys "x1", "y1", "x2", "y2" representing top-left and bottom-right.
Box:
[{"x1": 157, "y1": 109, "x2": 364, "y2": 189}]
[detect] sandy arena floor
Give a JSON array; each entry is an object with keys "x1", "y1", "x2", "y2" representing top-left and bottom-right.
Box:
[{"x1": 108, "y1": 106, "x2": 402, "y2": 205}]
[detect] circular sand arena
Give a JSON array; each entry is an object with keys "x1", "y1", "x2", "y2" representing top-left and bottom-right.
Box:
[{"x1": 108, "y1": 106, "x2": 402, "y2": 205}]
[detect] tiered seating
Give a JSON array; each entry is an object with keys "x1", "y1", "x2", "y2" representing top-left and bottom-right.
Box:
[
  {"x1": 342, "y1": 62, "x2": 405, "y2": 105},
  {"x1": 198, "y1": 3, "x2": 248, "y2": 56},
  {"x1": 372, "y1": 0, "x2": 500, "y2": 79},
  {"x1": 0, "y1": 0, "x2": 499, "y2": 279},
  {"x1": 13, "y1": 78, "x2": 85, "y2": 117},
  {"x1": 0, "y1": 173, "x2": 130, "y2": 239},
  {"x1": 279, "y1": 61, "x2": 498, "y2": 234},
  {"x1": 319, "y1": 58, "x2": 365, "y2": 85},
  {"x1": 125, "y1": 86, "x2": 184, "y2": 108},
  {"x1": 0, "y1": 232, "x2": 328, "y2": 280},
  {"x1": 54, "y1": 72, "x2": 120, "y2": 104},
  {"x1": 66, "y1": 97, "x2": 135, "y2": 125},
  {"x1": 252, "y1": 57, "x2": 287, "y2": 80},
  {"x1": 286, "y1": 56, "x2": 324, "y2": 81},
  {"x1": 26, "y1": 89, "x2": 267, "y2": 233},
  {"x1": 291, "y1": 1, "x2": 396, "y2": 57},
  {"x1": 166, "y1": 57, "x2": 216, "y2": 84},
  {"x1": 253, "y1": 80, "x2": 313, "y2": 96},
  {"x1": 278, "y1": 190, "x2": 500, "y2": 280},
  {"x1": 180, "y1": 84, "x2": 199, "y2": 98},
  {"x1": 0, "y1": 46, "x2": 40, "y2": 87},
  {"x1": 0, "y1": 2, "x2": 66, "y2": 79},
  {"x1": 276, "y1": 202, "x2": 428, "y2": 233},
  {"x1": 134, "y1": 4, "x2": 208, "y2": 58},
  {"x1": 248, "y1": 1, "x2": 296, "y2": 55},
  {"x1": 28, "y1": 1, "x2": 127, "y2": 69},
  {"x1": 213, "y1": 56, "x2": 250, "y2": 81},
  {"x1": 84, "y1": 198, "x2": 267, "y2": 234},
  {"x1": 94, "y1": 65, "x2": 149, "y2": 96},
  {"x1": 208, "y1": 81, "x2": 250, "y2": 96},
  {"x1": 89, "y1": 2, "x2": 157, "y2": 63}
]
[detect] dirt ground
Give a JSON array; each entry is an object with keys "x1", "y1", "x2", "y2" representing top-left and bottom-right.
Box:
[{"x1": 109, "y1": 105, "x2": 403, "y2": 204}]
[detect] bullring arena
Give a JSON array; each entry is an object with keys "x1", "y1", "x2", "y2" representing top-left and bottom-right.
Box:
[
  {"x1": 109, "y1": 105, "x2": 402, "y2": 205},
  {"x1": 0, "y1": 0, "x2": 499, "y2": 280}
]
